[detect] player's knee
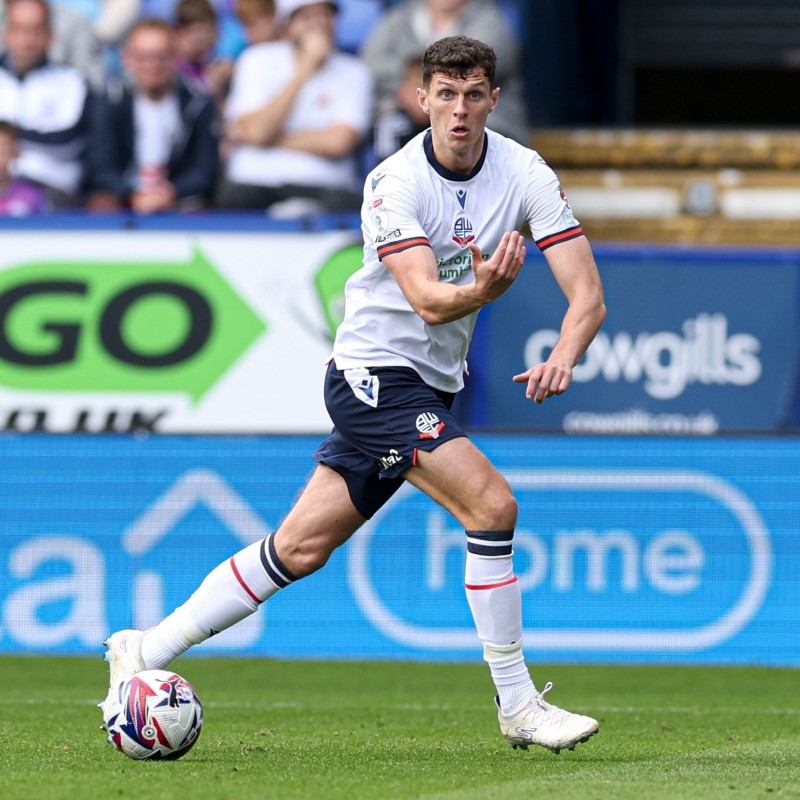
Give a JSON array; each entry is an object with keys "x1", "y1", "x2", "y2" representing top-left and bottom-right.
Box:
[
  {"x1": 471, "y1": 486, "x2": 517, "y2": 531},
  {"x1": 276, "y1": 533, "x2": 336, "y2": 578}
]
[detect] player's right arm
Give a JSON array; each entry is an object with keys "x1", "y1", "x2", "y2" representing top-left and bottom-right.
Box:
[{"x1": 382, "y1": 231, "x2": 527, "y2": 325}]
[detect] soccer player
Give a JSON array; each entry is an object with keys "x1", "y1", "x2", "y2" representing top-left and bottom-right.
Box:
[{"x1": 102, "y1": 34, "x2": 607, "y2": 754}]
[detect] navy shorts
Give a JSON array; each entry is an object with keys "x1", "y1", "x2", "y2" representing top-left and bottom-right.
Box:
[{"x1": 313, "y1": 363, "x2": 467, "y2": 519}]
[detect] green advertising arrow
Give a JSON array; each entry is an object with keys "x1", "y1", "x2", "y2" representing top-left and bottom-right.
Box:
[
  {"x1": 0, "y1": 246, "x2": 266, "y2": 402},
  {"x1": 313, "y1": 242, "x2": 364, "y2": 341}
]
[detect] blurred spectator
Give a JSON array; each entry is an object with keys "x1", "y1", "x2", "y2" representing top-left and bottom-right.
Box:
[
  {"x1": 86, "y1": 17, "x2": 219, "y2": 213},
  {"x1": 218, "y1": 0, "x2": 373, "y2": 214},
  {"x1": 54, "y1": 0, "x2": 142, "y2": 47},
  {"x1": 0, "y1": 119, "x2": 47, "y2": 214},
  {"x1": 173, "y1": 0, "x2": 232, "y2": 106},
  {"x1": 0, "y1": 0, "x2": 107, "y2": 90},
  {"x1": 0, "y1": 0, "x2": 91, "y2": 206},
  {"x1": 372, "y1": 52, "x2": 428, "y2": 161},
  {"x1": 140, "y1": 0, "x2": 246, "y2": 61},
  {"x1": 235, "y1": 0, "x2": 276, "y2": 46},
  {"x1": 361, "y1": 0, "x2": 528, "y2": 142}
]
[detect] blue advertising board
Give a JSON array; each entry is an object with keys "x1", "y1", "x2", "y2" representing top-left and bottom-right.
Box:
[
  {"x1": 466, "y1": 246, "x2": 800, "y2": 433},
  {"x1": 1, "y1": 433, "x2": 798, "y2": 666}
]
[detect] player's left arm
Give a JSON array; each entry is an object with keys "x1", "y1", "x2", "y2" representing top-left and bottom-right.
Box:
[{"x1": 513, "y1": 236, "x2": 606, "y2": 403}]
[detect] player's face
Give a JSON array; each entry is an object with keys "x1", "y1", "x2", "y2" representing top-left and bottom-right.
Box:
[{"x1": 418, "y1": 70, "x2": 499, "y2": 172}]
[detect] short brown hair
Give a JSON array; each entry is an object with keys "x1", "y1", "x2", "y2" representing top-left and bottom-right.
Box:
[
  {"x1": 127, "y1": 16, "x2": 174, "y2": 40},
  {"x1": 175, "y1": 0, "x2": 217, "y2": 27},
  {"x1": 236, "y1": 0, "x2": 276, "y2": 24},
  {"x1": 422, "y1": 36, "x2": 497, "y2": 89}
]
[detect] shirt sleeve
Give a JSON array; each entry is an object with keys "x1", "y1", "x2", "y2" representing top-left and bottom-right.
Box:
[
  {"x1": 524, "y1": 155, "x2": 584, "y2": 251},
  {"x1": 361, "y1": 169, "x2": 430, "y2": 260}
]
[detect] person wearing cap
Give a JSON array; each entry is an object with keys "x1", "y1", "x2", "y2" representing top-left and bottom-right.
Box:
[{"x1": 217, "y1": 0, "x2": 373, "y2": 214}]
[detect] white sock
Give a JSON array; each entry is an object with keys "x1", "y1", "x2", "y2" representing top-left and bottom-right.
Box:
[
  {"x1": 141, "y1": 534, "x2": 295, "y2": 669},
  {"x1": 464, "y1": 530, "x2": 537, "y2": 713}
]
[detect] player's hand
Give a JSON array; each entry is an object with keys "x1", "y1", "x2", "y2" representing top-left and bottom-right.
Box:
[
  {"x1": 513, "y1": 359, "x2": 574, "y2": 404},
  {"x1": 467, "y1": 231, "x2": 526, "y2": 305}
]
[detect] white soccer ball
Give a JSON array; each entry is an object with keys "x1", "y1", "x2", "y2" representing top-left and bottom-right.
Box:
[{"x1": 104, "y1": 670, "x2": 203, "y2": 760}]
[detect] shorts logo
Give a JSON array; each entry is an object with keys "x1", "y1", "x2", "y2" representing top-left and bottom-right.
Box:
[
  {"x1": 452, "y1": 217, "x2": 475, "y2": 247},
  {"x1": 416, "y1": 412, "x2": 445, "y2": 439},
  {"x1": 344, "y1": 367, "x2": 380, "y2": 408},
  {"x1": 379, "y1": 448, "x2": 404, "y2": 469}
]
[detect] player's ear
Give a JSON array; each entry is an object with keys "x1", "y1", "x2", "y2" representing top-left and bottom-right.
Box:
[
  {"x1": 417, "y1": 87, "x2": 430, "y2": 116},
  {"x1": 489, "y1": 86, "x2": 500, "y2": 112}
]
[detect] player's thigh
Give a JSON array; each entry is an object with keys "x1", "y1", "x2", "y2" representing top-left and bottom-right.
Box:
[
  {"x1": 274, "y1": 464, "x2": 366, "y2": 576},
  {"x1": 404, "y1": 437, "x2": 517, "y2": 531}
]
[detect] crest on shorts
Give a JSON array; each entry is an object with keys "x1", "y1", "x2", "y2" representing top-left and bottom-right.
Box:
[{"x1": 416, "y1": 412, "x2": 445, "y2": 439}]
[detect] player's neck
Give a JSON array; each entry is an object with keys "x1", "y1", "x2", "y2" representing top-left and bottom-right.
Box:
[{"x1": 429, "y1": 131, "x2": 486, "y2": 175}]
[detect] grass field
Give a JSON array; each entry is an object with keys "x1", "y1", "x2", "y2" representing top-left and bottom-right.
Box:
[{"x1": 1, "y1": 655, "x2": 799, "y2": 800}]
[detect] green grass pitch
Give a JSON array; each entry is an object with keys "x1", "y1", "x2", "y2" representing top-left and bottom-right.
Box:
[{"x1": 1, "y1": 656, "x2": 799, "y2": 800}]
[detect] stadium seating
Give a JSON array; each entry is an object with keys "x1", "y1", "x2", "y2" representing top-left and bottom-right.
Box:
[{"x1": 532, "y1": 128, "x2": 800, "y2": 245}]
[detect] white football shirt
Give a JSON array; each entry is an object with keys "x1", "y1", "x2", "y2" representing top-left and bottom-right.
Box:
[{"x1": 332, "y1": 128, "x2": 583, "y2": 392}]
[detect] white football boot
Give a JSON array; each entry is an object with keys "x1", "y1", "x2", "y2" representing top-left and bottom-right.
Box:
[
  {"x1": 98, "y1": 629, "x2": 147, "y2": 727},
  {"x1": 496, "y1": 682, "x2": 599, "y2": 754}
]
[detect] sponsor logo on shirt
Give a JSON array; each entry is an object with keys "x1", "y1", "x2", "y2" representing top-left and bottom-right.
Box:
[
  {"x1": 375, "y1": 228, "x2": 402, "y2": 244},
  {"x1": 369, "y1": 197, "x2": 390, "y2": 235}
]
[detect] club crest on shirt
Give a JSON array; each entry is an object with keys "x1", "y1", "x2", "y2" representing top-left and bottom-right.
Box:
[{"x1": 452, "y1": 217, "x2": 475, "y2": 246}]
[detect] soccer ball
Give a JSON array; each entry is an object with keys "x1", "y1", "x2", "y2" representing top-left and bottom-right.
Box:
[{"x1": 104, "y1": 670, "x2": 203, "y2": 760}]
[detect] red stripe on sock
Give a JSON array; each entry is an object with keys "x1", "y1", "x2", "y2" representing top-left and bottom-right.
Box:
[
  {"x1": 229, "y1": 557, "x2": 262, "y2": 604},
  {"x1": 464, "y1": 576, "x2": 518, "y2": 591}
]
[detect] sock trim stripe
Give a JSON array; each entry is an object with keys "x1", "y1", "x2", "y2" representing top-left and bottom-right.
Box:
[
  {"x1": 229, "y1": 557, "x2": 262, "y2": 604},
  {"x1": 465, "y1": 530, "x2": 514, "y2": 542},
  {"x1": 464, "y1": 576, "x2": 518, "y2": 591},
  {"x1": 260, "y1": 534, "x2": 296, "y2": 589},
  {"x1": 467, "y1": 542, "x2": 513, "y2": 557}
]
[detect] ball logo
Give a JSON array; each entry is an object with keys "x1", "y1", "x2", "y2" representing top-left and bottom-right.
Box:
[{"x1": 416, "y1": 412, "x2": 445, "y2": 439}]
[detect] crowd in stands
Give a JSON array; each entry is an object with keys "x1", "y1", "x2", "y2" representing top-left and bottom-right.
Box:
[{"x1": 0, "y1": 0, "x2": 526, "y2": 216}]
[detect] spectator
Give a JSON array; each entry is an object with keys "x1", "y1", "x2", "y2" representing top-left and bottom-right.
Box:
[
  {"x1": 218, "y1": 0, "x2": 373, "y2": 214},
  {"x1": 0, "y1": 119, "x2": 47, "y2": 214},
  {"x1": 0, "y1": 0, "x2": 107, "y2": 90},
  {"x1": 86, "y1": 17, "x2": 219, "y2": 213},
  {"x1": 173, "y1": 0, "x2": 232, "y2": 106},
  {"x1": 361, "y1": 0, "x2": 528, "y2": 143},
  {"x1": 372, "y1": 53, "x2": 429, "y2": 161},
  {"x1": 0, "y1": 0, "x2": 92, "y2": 206},
  {"x1": 139, "y1": 0, "x2": 246, "y2": 61},
  {"x1": 235, "y1": 0, "x2": 276, "y2": 46}
]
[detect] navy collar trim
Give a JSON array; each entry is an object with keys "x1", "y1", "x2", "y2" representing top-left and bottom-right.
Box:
[{"x1": 423, "y1": 129, "x2": 488, "y2": 181}]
